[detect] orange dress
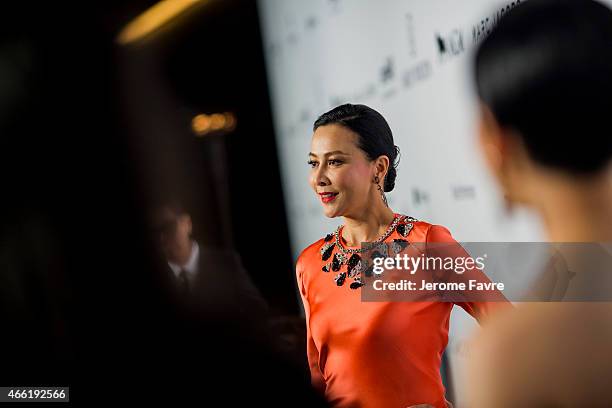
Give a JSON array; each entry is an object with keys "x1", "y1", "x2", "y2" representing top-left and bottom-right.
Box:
[{"x1": 296, "y1": 214, "x2": 505, "y2": 408}]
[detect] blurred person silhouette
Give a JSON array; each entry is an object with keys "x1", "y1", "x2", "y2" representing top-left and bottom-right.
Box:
[
  {"x1": 469, "y1": 0, "x2": 612, "y2": 406},
  {"x1": 150, "y1": 198, "x2": 313, "y2": 368},
  {"x1": 0, "y1": 3, "x2": 327, "y2": 405},
  {"x1": 149, "y1": 198, "x2": 270, "y2": 331}
]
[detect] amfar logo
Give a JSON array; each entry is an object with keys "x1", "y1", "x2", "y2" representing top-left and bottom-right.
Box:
[{"x1": 435, "y1": 29, "x2": 464, "y2": 62}]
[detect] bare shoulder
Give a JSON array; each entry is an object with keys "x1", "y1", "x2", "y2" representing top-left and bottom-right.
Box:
[
  {"x1": 468, "y1": 303, "x2": 612, "y2": 406},
  {"x1": 472, "y1": 303, "x2": 596, "y2": 358},
  {"x1": 489, "y1": 302, "x2": 612, "y2": 342}
]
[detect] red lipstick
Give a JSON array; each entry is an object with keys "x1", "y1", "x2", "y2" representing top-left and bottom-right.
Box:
[{"x1": 319, "y1": 192, "x2": 338, "y2": 203}]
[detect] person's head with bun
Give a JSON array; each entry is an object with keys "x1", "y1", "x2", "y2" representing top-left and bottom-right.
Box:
[
  {"x1": 309, "y1": 103, "x2": 400, "y2": 219},
  {"x1": 468, "y1": 5, "x2": 612, "y2": 407},
  {"x1": 474, "y1": 0, "x2": 612, "y2": 217}
]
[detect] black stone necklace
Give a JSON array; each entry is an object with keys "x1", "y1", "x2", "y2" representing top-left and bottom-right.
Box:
[{"x1": 319, "y1": 214, "x2": 417, "y2": 289}]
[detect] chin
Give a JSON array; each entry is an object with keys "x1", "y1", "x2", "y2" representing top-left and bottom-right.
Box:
[{"x1": 323, "y1": 206, "x2": 342, "y2": 219}]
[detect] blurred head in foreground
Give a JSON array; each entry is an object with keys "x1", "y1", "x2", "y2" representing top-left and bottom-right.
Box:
[
  {"x1": 470, "y1": 1, "x2": 612, "y2": 406},
  {"x1": 475, "y1": 0, "x2": 612, "y2": 240}
]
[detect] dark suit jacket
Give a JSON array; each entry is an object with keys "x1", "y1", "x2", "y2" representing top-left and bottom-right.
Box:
[{"x1": 162, "y1": 244, "x2": 269, "y2": 335}]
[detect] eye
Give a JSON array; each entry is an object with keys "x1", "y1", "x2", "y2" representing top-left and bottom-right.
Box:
[
  {"x1": 307, "y1": 160, "x2": 318, "y2": 168},
  {"x1": 328, "y1": 159, "x2": 343, "y2": 166}
]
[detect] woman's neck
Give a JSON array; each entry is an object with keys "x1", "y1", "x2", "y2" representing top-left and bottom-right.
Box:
[
  {"x1": 538, "y1": 173, "x2": 612, "y2": 242},
  {"x1": 341, "y1": 205, "x2": 396, "y2": 246}
]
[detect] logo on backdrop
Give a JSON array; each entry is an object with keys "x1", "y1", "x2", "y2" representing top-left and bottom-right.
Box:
[
  {"x1": 435, "y1": 29, "x2": 465, "y2": 62},
  {"x1": 472, "y1": 0, "x2": 524, "y2": 44}
]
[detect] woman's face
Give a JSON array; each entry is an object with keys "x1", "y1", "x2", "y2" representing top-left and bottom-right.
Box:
[{"x1": 309, "y1": 124, "x2": 377, "y2": 218}]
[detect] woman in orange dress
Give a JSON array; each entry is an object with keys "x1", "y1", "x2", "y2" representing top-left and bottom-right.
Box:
[{"x1": 298, "y1": 103, "x2": 505, "y2": 407}]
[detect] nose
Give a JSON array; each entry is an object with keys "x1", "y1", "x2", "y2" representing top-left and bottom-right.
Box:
[{"x1": 313, "y1": 164, "x2": 331, "y2": 187}]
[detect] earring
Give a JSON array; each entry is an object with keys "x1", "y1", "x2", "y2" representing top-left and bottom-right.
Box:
[{"x1": 373, "y1": 175, "x2": 389, "y2": 207}]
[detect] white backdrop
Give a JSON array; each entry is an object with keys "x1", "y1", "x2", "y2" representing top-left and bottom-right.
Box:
[{"x1": 257, "y1": 0, "x2": 608, "y2": 405}]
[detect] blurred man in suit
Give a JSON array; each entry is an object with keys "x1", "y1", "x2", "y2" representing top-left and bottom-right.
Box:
[{"x1": 150, "y1": 200, "x2": 269, "y2": 331}]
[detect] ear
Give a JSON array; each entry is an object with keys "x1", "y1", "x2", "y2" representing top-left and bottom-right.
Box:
[
  {"x1": 478, "y1": 103, "x2": 534, "y2": 207},
  {"x1": 478, "y1": 103, "x2": 505, "y2": 174},
  {"x1": 479, "y1": 103, "x2": 530, "y2": 171},
  {"x1": 373, "y1": 155, "x2": 390, "y2": 180}
]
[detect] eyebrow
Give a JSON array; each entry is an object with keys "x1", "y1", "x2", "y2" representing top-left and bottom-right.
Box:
[{"x1": 308, "y1": 150, "x2": 350, "y2": 158}]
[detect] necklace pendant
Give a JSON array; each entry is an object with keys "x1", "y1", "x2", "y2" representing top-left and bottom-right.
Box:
[
  {"x1": 396, "y1": 222, "x2": 414, "y2": 237},
  {"x1": 371, "y1": 249, "x2": 385, "y2": 260},
  {"x1": 346, "y1": 253, "x2": 362, "y2": 278},
  {"x1": 332, "y1": 252, "x2": 345, "y2": 272},
  {"x1": 320, "y1": 242, "x2": 335, "y2": 261},
  {"x1": 350, "y1": 259, "x2": 366, "y2": 278},
  {"x1": 347, "y1": 253, "x2": 360, "y2": 268},
  {"x1": 363, "y1": 262, "x2": 374, "y2": 277},
  {"x1": 350, "y1": 277, "x2": 364, "y2": 289},
  {"x1": 334, "y1": 272, "x2": 347, "y2": 286},
  {"x1": 390, "y1": 239, "x2": 409, "y2": 256},
  {"x1": 322, "y1": 262, "x2": 331, "y2": 273}
]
